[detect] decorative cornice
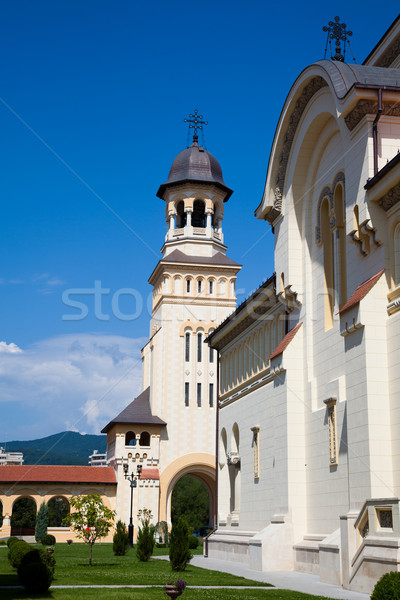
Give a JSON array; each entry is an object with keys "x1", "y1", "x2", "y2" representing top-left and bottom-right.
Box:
[
  {"x1": 378, "y1": 182, "x2": 400, "y2": 212},
  {"x1": 345, "y1": 101, "x2": 400, "y2": 132},
  {"x1": 387, "y1": 287, "x2": 400, "y2": 316},
  {"x1": 375, "y1": 36, "x2": 400, "y2": 68},
  {"x1": 219, "y1": 365, "x2": 285, "y2": 408},
  {"x1": 266, "y1": 76, "x2": 328, "y2": 225}
]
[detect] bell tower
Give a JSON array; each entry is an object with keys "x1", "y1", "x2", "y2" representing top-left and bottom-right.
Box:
[
  {"x1": 142, "y1": 118, "x2": 241, "y2": 525},
  {"x1": 104, "y1": 114, "x2": 241, "y2": 533}
]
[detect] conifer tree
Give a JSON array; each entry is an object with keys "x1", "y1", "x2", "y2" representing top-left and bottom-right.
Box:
[
  {"x1": 35, "y1": 502, "x2": 48, "y2": 543},
  {"x1": 113, "y1": 520, "x2": 129, "y2": 556},
  {"x1": 136, "y1": 508, "x2": 155, "y2": 562},
  {"x1": 169, "y1": 517, "x2": 192, "y2": 571}
]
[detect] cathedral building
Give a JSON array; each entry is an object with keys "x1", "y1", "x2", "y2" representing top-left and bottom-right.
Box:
[{"x1": 206, "y1": 14, "x2": 400, "y2": 595}]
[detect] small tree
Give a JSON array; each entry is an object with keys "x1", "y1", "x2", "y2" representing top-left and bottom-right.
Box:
[
  {"x1": 113, "y1": 520, "x2": 129, "y2": 556},
  {"x1": 136, "y1": 508, "x2": 155, "y2": 562},
  {"x1": 64, "y1": 493, "x2": 115, "y2": 566},
  {"x1": 35, "y1": 502, "x2": 48, "y2": 543},
  {"x1": 169, "y1": 517, "x2": 193, "y2": 571}
]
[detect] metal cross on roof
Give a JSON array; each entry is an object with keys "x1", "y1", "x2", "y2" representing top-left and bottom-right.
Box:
[
  {"x1": 184, "y1": 109, "x2": 208, "y2": 142},
  {"x1": 323, "y1": 16, "x2": 353, "y2": 62}
]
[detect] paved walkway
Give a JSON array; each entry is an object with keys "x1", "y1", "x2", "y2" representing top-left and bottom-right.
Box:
[{"x1": 189, "y1": 555, "x2": 370, "y2": 600}]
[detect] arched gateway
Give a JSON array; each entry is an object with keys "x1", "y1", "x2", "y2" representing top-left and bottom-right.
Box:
[{"x1": 102, "y1": 129, "x2": 241, "y2": 533}]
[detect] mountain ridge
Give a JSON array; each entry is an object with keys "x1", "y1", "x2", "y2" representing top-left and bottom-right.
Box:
[{"x1": 0, "y1": 431, "x2": 107, "y2": 466}]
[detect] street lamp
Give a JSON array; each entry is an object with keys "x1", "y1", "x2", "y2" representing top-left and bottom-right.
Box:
[{"x1": 123, "y1": 462, "x2": 142, "y2": 547}]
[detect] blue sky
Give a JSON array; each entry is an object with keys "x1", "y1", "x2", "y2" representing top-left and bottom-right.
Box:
[{"x1": 0, "y1": 1, "x2": 398, "y2": 441}]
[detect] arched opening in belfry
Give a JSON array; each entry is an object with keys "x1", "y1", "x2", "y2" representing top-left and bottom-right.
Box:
[
  {"x1": 47, "y1": 497, "x2": 70, "y2": 527},
  {"x1": 192, "y1": 200, "x2": 206, "y2": 228},
  {"x1": 171, "y1": 474, "x2": 211, "y2": 531},
  {"x1": 176, "y1": 201, "x2": 186, "y2": 228},
  {"x1": 11, "y1": 496, "x2": 37, "y2": 536},
  {"x1": 125, "y1": 431, "x2": 137, "y2": 446}
]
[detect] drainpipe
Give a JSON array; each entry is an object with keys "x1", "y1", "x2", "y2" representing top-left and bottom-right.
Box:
[
  {"x1": 373, "y1": 88, "x2": 383, "y2": 176},
  {"x1": 204, "y1": 347, "x2": 220, "y2": 558}
]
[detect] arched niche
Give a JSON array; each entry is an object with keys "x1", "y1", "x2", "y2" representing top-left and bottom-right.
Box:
[{"x1": 48, "y1": 496, "x2": 70, "y2": 527}]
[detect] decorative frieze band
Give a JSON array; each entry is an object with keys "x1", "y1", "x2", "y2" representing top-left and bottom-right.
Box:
[{"x1": 378, "y1": 182, "x2": 400, "y2": 212}]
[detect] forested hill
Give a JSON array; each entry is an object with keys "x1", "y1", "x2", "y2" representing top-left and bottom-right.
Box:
[{"x1": 0, "y1": 431, "x2": 107, "y2": 465}]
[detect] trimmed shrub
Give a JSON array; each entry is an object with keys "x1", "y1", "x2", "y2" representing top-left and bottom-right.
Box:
[
  {"x1": 35, "y1": 501, "x2": 48, "y2": 543},
  {"x1": 19, "y1": 561, "x2": 52, "y2": 593},
  {"x1": 0, "y1": 540, "x2": 7, "y2": 546},
  {"x1": 41, "y1": 533, "x2": 56, "y2": 546},
  {"x1": 371, "y1": 571, "x2": 400, "y2": 600},
  {"x1": 113, "y1": 520, "x2": 129, "y2": 556},
  {"x1": 8, "y1": 540, "x2": 32, "y2": 568},
  {"x1": 18, "y1": 548, "x2": 56, "y2": 579},
  {"x1": 136, "y1": 520, "x2": 155, "y2": 562},
  {"x1": 6, "y1": 536, "x2": 19, "y2": 548},
  {"x1": 188, "y1": 535, "x2": 199, "y2": 549},
  {"x1": 169, "y1": 518, "x2": 193, "y2": 571}
]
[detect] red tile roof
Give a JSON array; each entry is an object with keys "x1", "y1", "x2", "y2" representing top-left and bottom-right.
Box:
[
  {"x1": 140, "y1": 468, "x2": 159, "y2": 480},
  {"x1": 0, "y1": 465, "x2": 116, "y2": 484},
  {"x1": 269, "y1": 323, "x2": 303, "y2": 361},
  {"x1": 339, "y1": 270, "x2": 384, "y2": 314}
]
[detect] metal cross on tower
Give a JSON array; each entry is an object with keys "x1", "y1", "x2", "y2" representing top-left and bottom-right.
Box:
[
  {"x1": 184, "y1": 109, "x2": 208, "y2": 145},
  {"x1": 323, "y1": 16, "x2": 354, "y2": 62}
]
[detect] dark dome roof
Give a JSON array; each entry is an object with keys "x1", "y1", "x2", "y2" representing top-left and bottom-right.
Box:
[{"x1": 157, "y1": 138, "x2": 233, "y2": 201}]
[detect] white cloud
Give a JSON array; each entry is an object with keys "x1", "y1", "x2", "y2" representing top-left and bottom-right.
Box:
[
  {"x1": 0, "y1": 341, "x2": 23, "y2": 354},
  {"x1": 0, "y1": 333, "x2": 146, "y2": 439}
]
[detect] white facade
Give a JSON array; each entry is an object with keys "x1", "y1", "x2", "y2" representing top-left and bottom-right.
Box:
[
  {"x1": 207, "y1": 15, "x2": 400, "y2": 595},
  {"x1": 0, "y1": 447, "x2": 23, "y2": 466},
  {"x1": 88, "y1": 450, "x2": 107, "y2": 467}
]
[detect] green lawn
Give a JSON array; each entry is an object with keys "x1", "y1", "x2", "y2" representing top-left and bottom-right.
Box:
[
  {"x1": 0, "y1": 543, "x2": 336, "y2": 599},
  {"x1": 0, "y1": 543, "x2": 267, "y2": 587},
  {"x1": 0, "y1": 590, "x2": 336, "y2": 600}
]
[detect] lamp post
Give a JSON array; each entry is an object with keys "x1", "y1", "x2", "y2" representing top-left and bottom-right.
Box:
[{"x1": 123, "y1": 463, "x2": 142, "y2": 547}]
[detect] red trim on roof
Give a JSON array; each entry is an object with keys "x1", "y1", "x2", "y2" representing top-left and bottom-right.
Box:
[
  {"x1": 0, "y1": 465, "x2": 116, "y2": 484},
  {"x1": 269, "y1": 323, "x2": 303, "y2": 361},
  {"x1": 339, "y1": 270, "x2": 384, "y2": 314},
  {"x1": 140, "y1": 468, "x2": 159, "y2": 480}
]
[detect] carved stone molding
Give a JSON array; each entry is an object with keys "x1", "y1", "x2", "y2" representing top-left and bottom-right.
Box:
[
  {"x1": 266, "y1": 76, "x2": 328, "y2": 225},
  {"x1": 378, "y1": 182, "x2": 400, "y2": 212},
  {"x1": 376, "y1": 37, "x2": 400, "y2": 68},
  {"x1": 345, "y1": 101, "x2": 400, "y2": 132}
]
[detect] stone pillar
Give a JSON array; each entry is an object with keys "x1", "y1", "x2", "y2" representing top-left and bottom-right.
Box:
[{"x1": 340, "y1": 510, "x2": 359, "y2": 589}]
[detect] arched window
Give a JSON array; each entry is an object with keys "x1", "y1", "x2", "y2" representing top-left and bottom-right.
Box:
[
  {"x1": 321, "y1": 197, "x2": 334, "y2": 330},
  {"x1": 185, "y1": 332, "x2": 191, "y2": 362},
  {"x1": 209, "y1": 279, "x2": 214, "y2": 294},
  {"x1": 176, "y1": 201, "x2": 186, "y2": 228},
  {"x1": 192, "y1": 200, "x2": 206, "y2": 228},
  {"x1": 125, "y1": 431, "x2": 136, "y2": 446},
  {"x1": 197, "y1": 279, "x2": 202, "y2": 294},
  {"x1": 197, "y1": 332, "x2": 203, "y2": 362},
  {"x1": 334, "y1": 183, "x2": 347, "y2": 307},
  {"x1": 317, "y1": 174, "x2": 346, "y2": 328},
  {"x1": 186, "y1": 278, "x2": 191, "y2": 294},
  {"x1": 394, "y1": 223, "x2": 400, "y2": 286},
  {"x1": 140, "y1": 431, "x2": 150, "y2": 446}
]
